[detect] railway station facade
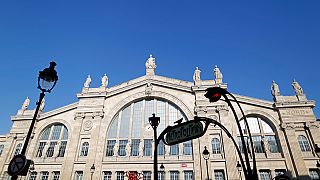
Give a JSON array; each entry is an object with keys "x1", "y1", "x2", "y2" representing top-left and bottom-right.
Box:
[{"x1": 0, "y1": 55, "x2": 319, "y2": 180}]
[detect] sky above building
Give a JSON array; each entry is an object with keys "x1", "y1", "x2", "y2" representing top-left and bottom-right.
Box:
[{"x1": 0, "y1": 1, "x2": 319, "y2": 134}]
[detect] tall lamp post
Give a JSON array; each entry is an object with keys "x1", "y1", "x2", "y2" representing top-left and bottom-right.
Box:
[
  {"x1": 202, "y1": 146, "x2": 210, "y2": 180},
  {"x1": 9, "y1": 62, "x2": 58, "y2": 180},
  {"x1": 90, "y1": 164, "x2": 95, "y2": 180},
  {"x1": 149, "y1": 113, "x2": 160, "y2": 180},
  {"x1": 204, "y1": 87, "x2": 258, "y2": 180},
  {"x1": 236, "y1": 161, "x2": 243, "y2": 180}
]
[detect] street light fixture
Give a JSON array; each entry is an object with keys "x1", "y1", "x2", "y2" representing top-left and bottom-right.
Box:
[
  {"x1": 90, "y1": 164, "x2": 95, "y2": 180},
  {"x1": 9, "y1": 62, "x2": 58, "y2": 180},
  {"x1": 202, "y1": 146, "x2": 210, "y2": 180},
  {"x1": 204, "y1": 87, "x2": 258, "y2": 180},
  {"x1": 149, "y1": 113, "x2": 160, "y2": 180}
]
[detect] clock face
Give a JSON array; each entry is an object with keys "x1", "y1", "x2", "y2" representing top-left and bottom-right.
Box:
[{"x1": 145, "y1": 124, "x2": 152, "y2": 132}]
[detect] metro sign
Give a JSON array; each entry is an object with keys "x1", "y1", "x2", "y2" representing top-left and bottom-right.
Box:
[{"x1": 164, "y1": 120, "x2": 204, "y2": 145}]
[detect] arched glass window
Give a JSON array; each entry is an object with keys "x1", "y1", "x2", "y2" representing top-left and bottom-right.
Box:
[
  {"x1": 237, "y1": 116, "x2": 279, "y2": 154},
  {"x1": 80, "y1": 142, "x2": 89, "y2": 156},
  {"x1": 298, "y1": 135, "x2": 311, "y2": 152},
  {"x1": 36, "y1": 124, "x2": 68, "y2": 158},
  {"x1": 212, "y1": 138, "x2": 221, "y2": 154},
  {"x1": 106, "y1": 98, "x2": 189, "y2": 157},
  {"x1": 14, "y1": 143, "x2": 22, "y2": 155}
]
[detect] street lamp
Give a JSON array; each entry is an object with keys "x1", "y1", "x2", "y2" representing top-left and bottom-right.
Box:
[
  {"x1": 204, "y1": 87, "x2": 258, "y2": 180},
  {"x1": 149, "y1": 113, "x2": 160, "y2": 180},
  {"x1": 159, "y1": 163, "x2": 165, "y2": 180},
  {"x1": 202, "y1": 146, "x2": 210, "y2": 180},
  {"x1": 237, "y1": 161, "x2": 243, "y2": 180},
  {"x1": 90, "y1": 164, "x2": 95, "y2": 180},
  {"x1": 9, "y1": 62, "x2": 58, "y2": 180}
]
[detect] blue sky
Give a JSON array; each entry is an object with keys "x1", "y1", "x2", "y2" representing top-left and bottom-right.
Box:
[{"x1": 0, "y1": 1, "x2": 319, "y2": 134}]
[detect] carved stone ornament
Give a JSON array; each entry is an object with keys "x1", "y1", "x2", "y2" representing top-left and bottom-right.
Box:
[
  {"x1": 305, "y1": 121, "x2": 320, "y2": 129},
  {"x1": 280, "y1": 122, "x2": 295, "y2": 130},
  {"x1": 93, "y1": 111, "x2": 104, "y2": 118},
  {"x1": 83, "y1": 120, "x2": 93, "y2": 131},
  {"x1": 194, "y1": 106, "x2": 208, "y2": 113},
  {"x1": 145, "y1": 82, "x2": 153, "y2": 96},
  {"x1": 74, "y1": 112, "x2": 85, "y2": 120}
]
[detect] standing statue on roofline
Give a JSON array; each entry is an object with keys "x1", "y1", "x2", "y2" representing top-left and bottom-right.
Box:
[
  {"x1": 101, "y1": 73, "x2": 108, "y2": 88},
  {"x1": 214, "y1": 65, "x2": 223, "y2": 84},
  {"x1": 84, "y1": 75, "x2": 91, "y2": 88},
  {"x1": 292, "y1": 79, "x2": 303, "y2": 96},
  {"x1": 271, "y1": 80, "x2": 280, "y2": 97}
]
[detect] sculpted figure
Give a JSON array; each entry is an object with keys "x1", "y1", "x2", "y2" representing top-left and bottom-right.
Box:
[
  {"x1": 39, "y1": 98, "x2": 45, "y2": 112},
  {"x1": 271, "y1": 80, "x2": 280, "y2": 96},
  {"x1": 125, "y1": 141, "x2": 131, "y2": 157},
  {"x1": 101, "y1": 73, "x2": 108, "y2": 88},
  {"x1": 21, "y1": 97, "x2": 30, "y2": 112},
  {"x1": 292, "y1": 79, "x2": 303, "y2": 95},
  {"x1": 214, "y1": 65, "x2": 223, "y2": 84},
  {"x1": 193, "y1": 67, "x2": 201, "y2": 82},
  {"x1": 139, "y1": 141, "x2": 144, "y2": 156},
  {"x1": 113, "y1": 141, "x2": 119, "y2": 156},
  {"x1": 145, "y1": 54, "x2": 156, "y2": 69},
  {"x1": 84, "y1": 75, "x2": 91, "y2": 88}
]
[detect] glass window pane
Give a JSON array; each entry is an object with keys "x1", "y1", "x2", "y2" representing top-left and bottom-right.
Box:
[
  {"x1": 14, "y1": 143, "x2": 22, "y2": 155},
  {"x1": 261, "y1": 120, "x2": 273, "y2": 133},
  {"x1": 51, "y1": 125, "x2": 62, "y2": 140},
  {"x1": 143, "y1": 171, "x2": 152, "y2": 180},
  {"x1": 80, "y1": 142, "x2": 89, "y2": 156},
  {"x1": 158, "y1": 140, "x2": 165, "y2": 155},
  {"x1": 145, "y1": 100, "x2": 154, "y2": 124},
  {"x1": 214, "y1": 170, "x2": 225, "y2": 180},
  {"x1": 41, "y1": 171, "x2": 49, "y2": 180},
  {"x1": 116, "y1": 171, "x2": 124, "y2": 180},
  {"x1": 75, "y1": 171, "x2": 83, "y2": 180},
  {"x1": 144, "y1": 139, "x2": 152, "y2": 156},
  {"x1": 119, "y1": 106, "x2": 131, "y2": 138},
  {"x1": 119, "y1": 140, "x2": 128, "y2": 156},
  {"x1": 40, "y1": 127, "x2": 51, "y2": 140},
  {"x1": 184, "y1": 171, "x2": 193, "y2": 180},
  {"x1": 259, "y1": 170, "x2": 271, "y2": 180},
  {"x1": 156, "y1": 100, "x2": 166, "y2": 135},
  {"x1": 183, "y1": 141, "x2": 192, "y2": 155},
  {"x1": 298, "y1": 135, "x2": 311, "y2": 152},
  {"x1": 106, "y1": 140, "x2": 116, "y2": 156},
  {"x1": 252, "y1": 136, "x2": 263, "y2": 153},
  {"x1": 247, "y1": 117, "x2": 260, "y2": 133},
  {"x1": 309, "y1": 169, "x2": 320, "y2": 180},
  {"x1": 58, "y1": 141, "x2": 67, "y2": 157},
  {"x1": 29, "y1": 172, "x2": 37, "y2": 180},
  {"x1": 52, "y1": 171, "x2": 60, "y2": 180},
  {"x1": 0, "y1": 144, "x2": 4, "y2": 156},
  {"x1": 212, "y1": 138, "x2": 221, "y2": 154},
  {"x1": 265, "y1": 136, "x2": 279, "y2": 153},
  {"x1": 170, "y1": 144, "x2": 179, "y2": 155},
  {"x1": 170, "y1": 171, "x2": 179, "y2": 180},
  {"x1": 62, "y1": 126, "x2": 68, "y2": 140},
  {"x1": 108, "y1": 114, "x2": 119, "y2": 138},
  {"x1": 132, "y1": 102, "x2": 143, "y2": 138},
  {"x1": 168, "y1": 104, "x2": 178, "y2": 126},
  {"x1": 131, "y1": 139, "x2": 140, "y2": 156}
]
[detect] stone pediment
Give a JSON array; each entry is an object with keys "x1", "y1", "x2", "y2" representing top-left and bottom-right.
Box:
[{"x1": 77, "y1": 75, "x2": 194, "y2": 98}]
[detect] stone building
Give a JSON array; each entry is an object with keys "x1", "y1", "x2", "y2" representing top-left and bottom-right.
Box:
[{"x1": 0, "y1": 55, "x2": 319, "y2": 180}]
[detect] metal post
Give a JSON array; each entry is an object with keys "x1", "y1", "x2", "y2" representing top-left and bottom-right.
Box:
[
  {"x1": 154, "y1": 126, "x2": 158, "y2": 180},
  {"x1": 205, "y1": 159, "x2": 209, "y2": 180},
  {"x1": 11, "y1": 92, "x2": 45, "y2": 180}
]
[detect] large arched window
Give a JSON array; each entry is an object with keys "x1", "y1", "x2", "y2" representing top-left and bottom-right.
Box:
[
  {"x1": 36, "y1": 124, "x2": 68, "y2": 158},
  {"x1": 298, "y1": 135, "x2": 311, "y2": 152},
  {"x1": 237, "y1": 116, "x2": 279, "y2": 154},
  {"x1": 106, "y1": 98, "x2": 191, "y2": 157}
]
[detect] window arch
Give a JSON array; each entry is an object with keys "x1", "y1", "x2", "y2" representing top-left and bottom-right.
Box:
[
  {"x1": 36, "y1": 124, "x2": 68, "y2": 158},
  {"x1": 80, "y1": 142, "x2": 89, "y2": 156},
  {"x1": 105, "y1": 98, "x2": 189, "y2": 157},
  {"x1": 298, "y1": 135, "x2": 311, "y2": 152},
  {"x1": 14, "y1": 143, "x2": 22, "y2": 155},
  {"x1": 212, "y1": 138, "x2": 221, "y2": 154},
  {"x1": 237, "y1": 116, "x2": 279, "y2": 154}
]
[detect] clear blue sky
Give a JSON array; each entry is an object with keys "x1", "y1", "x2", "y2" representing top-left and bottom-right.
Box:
[{"x1": 0, "y1": 1, "x2": 319, "y2": 134}]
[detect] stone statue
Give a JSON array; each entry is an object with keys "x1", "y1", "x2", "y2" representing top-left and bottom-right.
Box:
[
  {"x1": 214, "y1": 65, "x2": 223, "y2": 84},
  {"x1": 271, "y1": 80, "x2": 280, "y2": 96},
  {"x1": 292, "y1": 79, "x2": 303, "y2": 96},
  {"x1": 21, "y1": 97, "x2": 30, "y2": 112},
  {"x1": 139, "y1": 141, "x2": 144, "y2": 156},
  {"x1": 193, "y1": 67, "x2": 201, "y2": 82},
  {"x1": 125, "y1": 141, "x2": 131, "y2": 157},
  {"x1": 113, "y1": 141, "x2": 119, "y2": 156},
  {"x1": 165, "y1": 145, "x2": 170, "y2": 156},
  {"x1": 145, "y1": 54, "x2": 156, "y2": 69},
  {"x1": 101, "y1": 73, "x2": 108, "y2": 88},
  {"x1": 39, "y1": 98, "x2": 45, "y2": 112},
  {"x1": 84, "y1": 75, "x2": 91, "y2": 88},
  {"x1": 262, "y1": 137, "x2": 269, "y2": 153}
]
